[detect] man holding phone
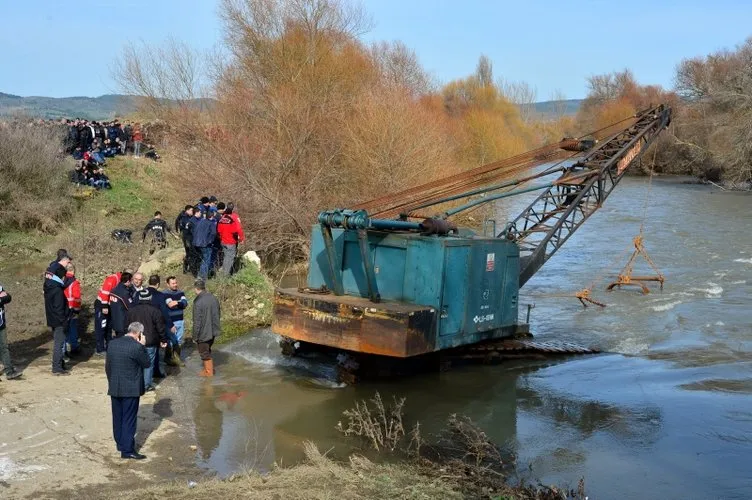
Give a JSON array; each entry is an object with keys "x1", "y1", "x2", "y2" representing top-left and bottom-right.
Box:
[{"x1": 105, "y1": 321, "x2": 151, "y2": 460}]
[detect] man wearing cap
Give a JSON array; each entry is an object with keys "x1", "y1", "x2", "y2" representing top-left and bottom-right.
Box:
[
  {"x1": 192, "y1": 279, "x2": 220, "y2": 377},
  {"x1": 127, "y1": 289, "x2": 167, "y2": 391}
]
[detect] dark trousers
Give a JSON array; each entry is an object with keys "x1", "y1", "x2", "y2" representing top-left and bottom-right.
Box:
[
  {"x1": 152, "y1": 345, "x2": 164, "y2": 377},
  {"x1": 197, "y1": 338, "x2": 214, "y2": 360},
  {"x1": 52, "y1": 325, "x2": 66, "y2": 373},
  {"x1": 94, "y1": 306, "x2": 110, "y2": 353},
  {"x1": 111, "y1": 396, "x2": 140, "y2": 454}
]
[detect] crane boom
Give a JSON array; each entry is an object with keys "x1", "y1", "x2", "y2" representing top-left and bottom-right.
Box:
[{"x1": 503, "y1": 105, "x2": 672, "y2": 286}]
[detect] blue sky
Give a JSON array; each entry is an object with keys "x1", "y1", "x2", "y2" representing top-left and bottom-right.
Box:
[{"x1": 1, "y1": 0, "x2": 749, "y2": 99}]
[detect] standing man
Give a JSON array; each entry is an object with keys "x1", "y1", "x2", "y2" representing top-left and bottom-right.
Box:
[
  {"x1": 175, "y1": 206, "x2": 195, "y2": 274},
  {"x1": 126, "y1": 290, "x2": 167, "y2": 391},
  {"x1": 216, "y1": 202, "x2": 245, "y2": 275},
  {"x1": 44, "y1": 265, "x2": 70, "y2": 375},
  {"x1": 63, "y1": 263, "x2": 82, "y2": 358},
  {"x1": 192, "y1": 279, "x2": 220, "y2": 377},
  {"x1": 132, "y1": 124, "x2": 143, "y2": 157},
  {"x1": 105, "y1": 322, "x2": 150, "y2": 460},
  {"x1": 94, "y1": 268, "x2": 132, "y2": 356},
  {"x1": 192, "y1": 211, "x2": 217, "y2": 280},
  {"x1": 163, "y1": 276, "x2": 188, "y2": 362},
  {"x1": 109, "y1": 272, "x2": 133, "y2": 338},
  {"x1": 145, "y1": 275, "x2": 175, "y2": 373},
  {"x1": 0, "y1": 282, "x2": 23, "y2": 380}
]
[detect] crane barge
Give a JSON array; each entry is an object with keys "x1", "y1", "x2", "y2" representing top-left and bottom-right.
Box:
[{"x1": 272, "y1": 105, "x2": 672, "y2": 378}]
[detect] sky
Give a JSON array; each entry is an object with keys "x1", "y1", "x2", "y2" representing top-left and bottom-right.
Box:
[{"x1": 0, "y1": 0, "x2": 750, "y2": 100}]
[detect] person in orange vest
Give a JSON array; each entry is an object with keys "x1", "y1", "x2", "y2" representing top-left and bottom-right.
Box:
[
  {"x1": 63, "y1": 263, "x2": 82, "y2": 359},
  {"x1": 95, "y1": 268, "x2": 133, "y2": 355}
]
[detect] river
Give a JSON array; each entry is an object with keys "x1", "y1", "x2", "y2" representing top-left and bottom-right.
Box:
[{"x1": 185, "y1": 177, "x2": 752, "y2": 499}]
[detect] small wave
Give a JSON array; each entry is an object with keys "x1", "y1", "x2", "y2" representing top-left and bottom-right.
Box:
[
  {"x1": 651, "y1": 300, "x2": 683, "y2": 312},
  {"x1": 689, "y1": 283, "x2": 723, "y2": 298},
  {"x1": 614, "y1": 338, "x2": 650, "y2": 354},
  {"x1": 715, "y1": 321, "x2": 725, "y2": 326},
  {"x1": 734, "y1": 258, "x2": 752, "y2": 264},
  {"x1": 731, "y1": 280, "x2": 746, "y2": 285}
]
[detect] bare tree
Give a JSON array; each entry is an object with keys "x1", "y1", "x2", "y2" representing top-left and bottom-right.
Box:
[
  {"x1": 498, "y1": 78, "x2": 538, "y2": 122},
  {"x1": 475, "y1": 54, "x2": 493, "y2": 87}
]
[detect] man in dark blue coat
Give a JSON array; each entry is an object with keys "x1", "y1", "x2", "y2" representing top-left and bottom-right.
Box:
[
  {"x1": 106, "y1": 321, "x2": 150, "y2": 459},
  {"x1": 109, "y1": 272, "x2": 133, "y2": 338},
  {"x1": 191, "y1": 212, "x2": 217, "y2": 280},
  {"x1": 43, "y1": 265, "x2": 70, "y2": 375}
]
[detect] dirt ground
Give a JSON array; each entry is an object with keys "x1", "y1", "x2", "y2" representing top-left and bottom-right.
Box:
[{"x1": 0, "y1": 346, "x2": 204, "y2": 500}]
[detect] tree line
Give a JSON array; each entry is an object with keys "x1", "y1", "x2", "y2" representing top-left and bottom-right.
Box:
[{"x1": 111, "y1": 0, "x2": 751, "y2": 263}]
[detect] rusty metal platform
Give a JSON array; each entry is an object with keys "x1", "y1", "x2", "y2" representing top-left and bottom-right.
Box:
[{"x1": 273, "y1": 288, "x2": 437, "y2": 358}]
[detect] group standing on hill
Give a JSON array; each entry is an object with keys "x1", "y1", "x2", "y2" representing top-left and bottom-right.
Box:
[{"x1": 175, "y1": 196, "x2": 245, "y2": 280}]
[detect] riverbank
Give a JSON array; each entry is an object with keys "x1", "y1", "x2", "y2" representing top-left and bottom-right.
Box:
[{"x1": 0, "y1": 351, "x2": 199, "y2": 499}]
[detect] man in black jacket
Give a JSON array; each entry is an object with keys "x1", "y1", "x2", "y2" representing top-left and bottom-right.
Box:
[
  {"x1": 105, "y1": 321, "x2": 150, "y2": 460},
  {"x1": 0, "y1": 282, "x2": 22, "y2": 380},
  {"x1": 44, "y1": 265, "x2": 70, "y2": 375},
  {"x1": 175, "y1": 206, "x2": 195, "y2": 274},
  {"x1": 127, "y1": 289, "x2": 167, "y2": 391},
  {"x1": 143, "y1": 211, "x2": 172, "y2": 255},
  {"x1": 109, "y1": 272, "x2": 133, "y2": 338}
]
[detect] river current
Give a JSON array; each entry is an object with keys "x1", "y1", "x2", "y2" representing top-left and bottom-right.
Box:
[{"x1": 185, "y1": 177, "x2": 751, "y2": 499}]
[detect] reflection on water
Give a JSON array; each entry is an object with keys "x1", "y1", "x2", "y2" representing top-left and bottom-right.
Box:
[{"x1": 190, "y1": 179, "x2": 752, "y2": 499}]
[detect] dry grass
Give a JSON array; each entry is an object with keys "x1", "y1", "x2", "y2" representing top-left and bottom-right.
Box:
[
  {"x1": 0, "y1": 125, "x2": 74, "y2": 231},
  {"x1": 120, "y1": 442, "x2": 462, "y2": 500},
  {"x1": 335, "y1": 393, "x2": 588, "y2": 500},
  {"x1": 336, "y1": 393, "x2": 406, "y2": 452}
]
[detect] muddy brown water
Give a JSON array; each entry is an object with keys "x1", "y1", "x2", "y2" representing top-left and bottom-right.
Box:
[{"x1": 185, "y1": 177, "x2": 751, "y2": 499}]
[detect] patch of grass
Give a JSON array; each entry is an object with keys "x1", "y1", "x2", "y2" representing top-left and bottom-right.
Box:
[
  {"x1": 120, "y1": 442, "x2": 462, "y2": 500},
  {"x1": 209, "y1": 264, "x2": 274, "y2": 345}
]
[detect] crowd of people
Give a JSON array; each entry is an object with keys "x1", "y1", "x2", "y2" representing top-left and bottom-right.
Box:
[
  {"x1": 52, "y1": 118, "x2": 160, "y2": 190},
  {"x1": 173, "y1": 195, "x2": 245, "y2": 280},
  {"x1": 136, "y1": 195, "x2": 245, "y2": 279}
]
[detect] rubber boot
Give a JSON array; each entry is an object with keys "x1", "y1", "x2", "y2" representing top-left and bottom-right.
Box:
[
  {"x1": 165, "y1": 344, "x2": 178, "y2": 366},
  {"x1": 199, "y1": 359, "x2": 214, "y2": 377},
  {"x1": 174, "y1": 344, "x2": 185, "y2": 366}
]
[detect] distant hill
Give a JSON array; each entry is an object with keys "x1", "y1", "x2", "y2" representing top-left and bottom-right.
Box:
[
  {"x1": 531, "y1": 99, "x2": 583, "y2": 117},
  {"x1": 0, "y1": 93, "x2": 139, "y2": 120},
  {"x1": 0, "y1": 91, "x2": 582, "y2": 121}
]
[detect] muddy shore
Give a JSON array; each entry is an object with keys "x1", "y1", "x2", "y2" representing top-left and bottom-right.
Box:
[{"x1": 1, "y1": 346, "x2": 204, "y2": 500}]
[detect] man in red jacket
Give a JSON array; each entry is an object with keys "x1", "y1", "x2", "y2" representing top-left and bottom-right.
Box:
[
  {"x1": 64, "y1": 264, "x2": 82, "y2": 358},
  {"x1": 216, "y1": 202, "x2": 245, "y2": 275}
]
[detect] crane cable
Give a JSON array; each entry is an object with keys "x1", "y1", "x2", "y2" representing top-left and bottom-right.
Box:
[{"x1": 552, "y1": 143, "x2": 664, "y2": 308}]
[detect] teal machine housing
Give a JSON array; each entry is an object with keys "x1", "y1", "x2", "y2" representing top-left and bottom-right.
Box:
[{"x1": 307, "y1": 226, "x2": 521, "y2": 351}]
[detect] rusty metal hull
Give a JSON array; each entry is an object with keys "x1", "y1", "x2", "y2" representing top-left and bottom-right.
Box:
[{"x1": 273, "y1": 288, "x2": 438, "y2": 358}]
